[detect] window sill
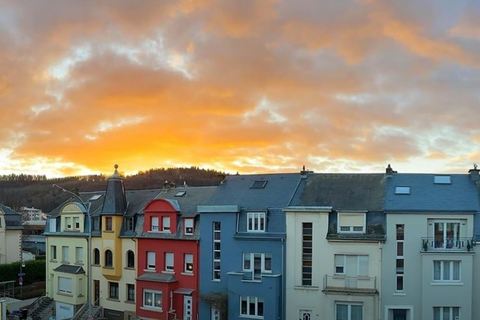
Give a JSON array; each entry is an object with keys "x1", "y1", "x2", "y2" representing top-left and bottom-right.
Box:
[
  {"x1": 74, "y1": 262, "x2": 84, "y2": 266},
  {"x1": 239, "y1": 315, "x2": 264, "y2": 319},
  {"x1": 393, "y1": 292, "x2": 406, "y2": 296},
  {"x1": 61, "y1": 261, "x2": 70, "y2": 265},
  {"x1": 106, "y1": 298, "x2": 120, "y2": 302},
  {"x1": 92, "y1": 264, "x2": 100, "y2": 267},
  {"x1": 294, "y1": 285, "x2": 319, "y2": 291},
  {"x1": 50, "y1": 260, "x2": 58, "y2": 263},
  {"x1": 124, "y1": 300, "x2": 135, "y2": 304},
  {"x1": 103, "y1": 266, "x2": 114, "y2": 270},
  {"x1": 124, "y1": 267, "x2": 135, "y2": 271},
  {"x1": 57, "y1": 291, "x2": 73, "y2": 297},
  {"x1": 103, "y1": 230, "x2": 114, "y2": 233},
  {"x1": 144, "y1": 269, "x2": 156, "y2": 273},
  {"x1": 431, "y1": 282, "x2": 463, "y2": 286},
  {"x1": 141, "y1": 306, "x2": 163, "y2": 312},
  {"x1": 181, "y1": 272, "x2": 194, "y2": 276},
  {"x1": 162, "y1": 270, "x2": 175, "y2": 274}
]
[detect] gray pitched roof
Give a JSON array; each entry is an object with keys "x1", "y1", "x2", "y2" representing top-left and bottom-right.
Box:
[
  {"x1": 54, "y1": 264, "x2": 85, "y2": 274},
  {"x1": 205, "y1": 173, "x2": 301, "y2": 209},
  {"x1": 154, "y1": 186, "x2": 217, "y2": 216},
  {"x1": 0, "y1": 204, "x2": 23, "y2": 229},
  {"x1": 291, "y1": 174, "x2": 386, "y2": 211},
  {"x1": 385, "y1": 173, "x2": 480, "y2": 212}
]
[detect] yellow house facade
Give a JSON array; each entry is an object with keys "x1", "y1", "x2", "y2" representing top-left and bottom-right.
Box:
[{"x1": 45, "y1": 202, "x2": 89, "y2": 320}]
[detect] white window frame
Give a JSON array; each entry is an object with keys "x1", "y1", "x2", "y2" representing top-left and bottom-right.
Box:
[
  {"x1": 147, "y1": 251, "x2": 156, "y2": 270},
  {"x1": 213, "y1": 222, "x2": 221, "y2": 281},
  {"x1": 184, "y1": 254, "x2": 194, "y2": 273},
  {"x1": 143, "y1": 289, "x2": 162, "y2": 310},
  {"x1": 247, "y1": 212, "x2": 266, "y2": 232},
  {"x1": 433, "y1": 306, "x2": 459, "y2": 320},
  {"x1": 73, "y1": 216, "x2": 80, "y2": 230},
  {"x1": 433, "y1": 260, "x2": 461, "y2": 282},
  {"x1": 334, "y1": 255, "x2": 369, "y2": 276},
  {"x1": 299, "y1": 310, "x2": 313, "y2": 320},
  {"x1": 335, "y1": 302, "x2": 363, "y2": 320},
  {"x1": 337, "y1": 212, "x2": 366, "y2": 234},
  {"x1": 165, "y1": 252, "x2": 174, "y2": 272},
  {"x1": 243, "y1": 253, "x2": 272, "y2": 279},
  {"x1": 240, "y1": 296, "x2": 264, "y2": 318},
  {"x1": 151, "y1": 216, "x2": 159, "y2": 232},
  {"x1": 432, "y1": 220, "x2": 462, "y2": 249},
  {"x1": 62, "y1": 246, "x2": 69, "y2": 263},
  {"x1": 51, "y1": 245, "x2": 57, "y2": 261},
  {"x1": 75, "y1": 247, "x2": 84, "y2": 264},
  {"x1": 162, "y1": 216, "x2": 171, "y2": 232},
  {"x1": 58, "y1": 276, "x2": 72, "y2": 294},
  {"x1": 65, "y1": 216, "x2": 72, "y2": 230},
  {"x1": 185, "y1": 218, "x2": 194, "y2": 235}
]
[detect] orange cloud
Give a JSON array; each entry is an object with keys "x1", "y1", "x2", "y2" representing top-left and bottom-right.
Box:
[{"x1": 0, "y1": 0, "x2": 479, "y2": 176}]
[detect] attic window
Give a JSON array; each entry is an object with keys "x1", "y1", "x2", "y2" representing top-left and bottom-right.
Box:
[
  {"x1": 250, "y1": 180, "x2": 268, "y2": 189},
  {"x1": 89, "y1": 194, "x2": 102, "y2": 201},
  {"x1": 434, "y1": 175, "x2": 451, "y2": 184},
  {"x1": 395, "y1": 186, "x2": 411, "y2": 195},
  {"x1": 175, "y1": 191, "x2": 187, "y2": 197}
]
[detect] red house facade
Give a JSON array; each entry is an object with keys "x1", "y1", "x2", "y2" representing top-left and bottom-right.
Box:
[{"x1": 136, "y1": 187, "x2": 215, "y2": 320}]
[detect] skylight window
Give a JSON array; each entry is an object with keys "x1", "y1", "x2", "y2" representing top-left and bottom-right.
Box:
[
  {"x1": 395, "y1": 186, "x2": 411, "y2": 195},
  {"x1": 89, "y1": 194, "x2": 102, "y2": 201},
  {"x1": 434, "y1": 176, "x2": 451, "y2": 184},
  {"x1": 175, "y1": 191, "x2": 187, "y2": 197},
  {"x1": 250, "y1": 180, "x2": 268, "y2": 189}
]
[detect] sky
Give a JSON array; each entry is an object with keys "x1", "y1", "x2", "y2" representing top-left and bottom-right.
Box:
[{"x1": 1, "y1": 0, "x2": 480, "y2": 177}]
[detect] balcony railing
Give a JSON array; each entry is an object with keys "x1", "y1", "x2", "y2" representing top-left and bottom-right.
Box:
[
  {"x1": 421, "y1": 237, "x2": 475, "y2": 252},
  {"x1": 323, "y1": 275, "x2": 377, "y2": 295}
]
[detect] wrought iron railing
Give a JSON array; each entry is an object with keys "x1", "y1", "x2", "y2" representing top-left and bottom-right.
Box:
[{"x1": 421, "y1": 237, "x2": 475, "y2": 252}]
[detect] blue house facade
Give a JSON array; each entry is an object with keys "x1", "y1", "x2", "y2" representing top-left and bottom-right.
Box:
[{"x1": 198, "y1": 173, "x2": 301, "y2": 320}]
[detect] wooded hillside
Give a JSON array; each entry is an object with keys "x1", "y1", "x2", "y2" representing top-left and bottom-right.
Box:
[{"x1": 0, "y1": 167, "x2": 225, "y2": 212}]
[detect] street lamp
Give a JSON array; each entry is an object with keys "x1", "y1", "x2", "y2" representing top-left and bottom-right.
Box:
[{"x1": 53, "y1": 184, "x2": 93, "y2": 319}]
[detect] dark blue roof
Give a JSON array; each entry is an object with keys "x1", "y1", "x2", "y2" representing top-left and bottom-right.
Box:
[
  {"x1": 385, "y1": 173, "x2": 480, "y2": 212},
  {"x1": 205, "y1": 173, "x2": 301, "y2": 209}
]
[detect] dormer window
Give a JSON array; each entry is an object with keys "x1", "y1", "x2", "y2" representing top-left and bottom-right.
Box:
[
  {"x1": 338, "y1": 212, "x2": 366, "y2": 234},
  {"x1": 73, "y1": 217, "x2": 80, "y2": 230},
  {"x1": 65, "y1": 217, "x2": 72, "y2": 230},
  {"x1": 247, "y1": 212, "x2": 266, "y2": 232},
  {"x1": 151, "y1": 217, "x2": 159, "y2": 232},
  {"x1": 185, "y1": 219, "x2": 194, "y2": 235},
  {"x1": 162, "y1": 216, "x2": 171, "y2": 232}
]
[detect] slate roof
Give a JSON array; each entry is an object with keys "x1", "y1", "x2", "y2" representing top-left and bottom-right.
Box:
[
  {"x1": 153, "y1": 186, "x2": 217, "y2": 216},
  {"x1": 54, "y1": 264, "x2": 85, "y2": 274},
  {"x1": 291, "y1": 174, "x2": 386, "y2": 211},
  {"x1": 205, "y1": 173, "x2": 301, "y2": 209},
  {"x1": 385, "y1": 173, "x2": 480, "y2": 212},
  {"x1": 137, "y1": 272, "x2": 177, "y2": 283},
  {"x1": 0, "y1": 203, "x2": 23, "y2": 229}
]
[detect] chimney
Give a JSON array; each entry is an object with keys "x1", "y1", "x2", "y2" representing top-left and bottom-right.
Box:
[
  {"x1": 300, "y1": 165, "x2": 313, "y2": 177},
  {"x1": 468, "y1": 163, "x2": 479, "y2": 183},
  {"x1": 386, "y1": 164, "x2": 397, "y2": 175}
]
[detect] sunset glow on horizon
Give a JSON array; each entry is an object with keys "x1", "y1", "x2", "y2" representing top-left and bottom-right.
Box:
[{"x1": 1, "y1": 0, "x2": 480, "y2": 178}]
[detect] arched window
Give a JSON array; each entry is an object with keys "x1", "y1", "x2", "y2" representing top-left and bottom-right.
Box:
[
  {"x1": 93, "y1": 248, "x2": 100, "y2": 265},
  {"x1": 105, "y1": 250, "x2": 113, "y2": 267},
  {"x1": 127, "y1": 250, "x2": 135, "y2": 268}
]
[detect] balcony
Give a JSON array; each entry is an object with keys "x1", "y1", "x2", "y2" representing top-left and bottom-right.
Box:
[
  {"x1": 323, "y1": 275, "x2": 377, "y2": 295},
  {"x1": 421, "y1": 237, "x2": 475, "y2": 252}
]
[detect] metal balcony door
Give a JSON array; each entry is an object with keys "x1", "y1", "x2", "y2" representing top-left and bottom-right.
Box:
[{"x1": 183, "y1": 295, "x2": 192, "y2": 320}]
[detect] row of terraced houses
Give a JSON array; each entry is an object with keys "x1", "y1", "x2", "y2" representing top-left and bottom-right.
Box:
[{"x1": 44, "y1": 164, "x2": 480, "y2": 320}]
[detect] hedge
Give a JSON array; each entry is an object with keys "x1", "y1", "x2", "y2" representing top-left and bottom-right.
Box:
[{"x1": 0, "y1": 259, "x2": 45, "y2": 285}]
